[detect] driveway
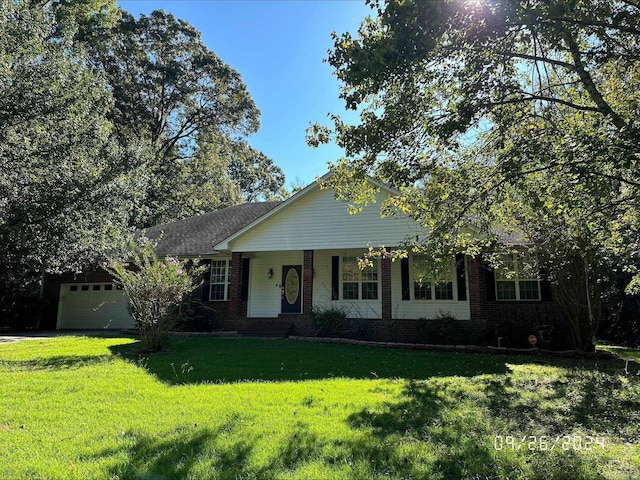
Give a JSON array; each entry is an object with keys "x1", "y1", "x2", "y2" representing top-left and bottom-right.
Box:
[{"x1": 0, "y1": 330, "x2": 126, "y2": 344}]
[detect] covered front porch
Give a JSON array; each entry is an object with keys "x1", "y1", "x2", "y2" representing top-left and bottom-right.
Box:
[{"x1": 225, "y1": 248, "x2": 473, "y2": 324}]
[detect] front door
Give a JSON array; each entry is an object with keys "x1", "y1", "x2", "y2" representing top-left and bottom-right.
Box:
[{"x1": 281, "y1": 265, "x2": 302, "y2": 314}]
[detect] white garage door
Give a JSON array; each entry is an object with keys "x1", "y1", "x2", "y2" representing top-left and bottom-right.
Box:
[{"x1": 57, "y1": 283, "x2": 135, "y2": 330}]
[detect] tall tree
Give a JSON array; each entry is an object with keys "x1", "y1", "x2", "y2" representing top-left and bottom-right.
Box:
[
  {"x1": 228, "y1": 140, "x2": 286, "y2": 202},
  {"x1": 310, "y1": 0, "x2": 640, "y2": 350},
  {"x1": 37, "y1": 0, "x2": 120, "y2": 42},
  {"x1": 177, "y1": 131, "x2": 287, "y2": 214},
  {"x1": 0, "y1": 0, "x2": 145, "y2": 324},
  {"x1": 87, "y1": 10, "x2": 284, "y2": 225}
]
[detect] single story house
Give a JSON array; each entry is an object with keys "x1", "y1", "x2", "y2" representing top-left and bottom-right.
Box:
[{"x1": 43, "y1": 174, "x2": 569, "y2": 348}]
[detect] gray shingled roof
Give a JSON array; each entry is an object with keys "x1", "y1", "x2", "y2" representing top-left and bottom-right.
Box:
[{"x1": 144, "y1": 202, "x2": 281, "y2": 256}]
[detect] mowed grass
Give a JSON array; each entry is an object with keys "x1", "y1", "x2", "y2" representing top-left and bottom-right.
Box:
[
  {"x1": 599, "y1": 344, "x2": 640, "y2": 363},
  {"x1": 0, "y1": 336, "x2": 639, "y2": 480}
]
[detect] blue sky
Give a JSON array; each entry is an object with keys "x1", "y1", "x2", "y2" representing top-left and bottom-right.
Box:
[{"x1": 118, "y1": 0, "x2": 371, "y2": 188}]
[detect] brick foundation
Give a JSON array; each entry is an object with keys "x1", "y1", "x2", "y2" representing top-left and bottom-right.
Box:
[
  {"x1": 228, "y1": 252, "x2": 244, "y2": 321},
  {"x1": 222, "y1": 315, "x2": 314, "y2": 337}
]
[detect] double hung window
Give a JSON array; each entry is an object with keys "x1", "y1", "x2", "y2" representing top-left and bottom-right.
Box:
[
  {"x1": 412, "y1": 254, "x2": 454, "y2": 300},
  {"x1": 495, "y1": 253, "x2": 540, "y2": 301},
  {"x1": 210, "y1": 259, "x2": 231, "y2": 301},
  {"x1": 342, "y1": 256, "x2": 378, "y2": 300}
]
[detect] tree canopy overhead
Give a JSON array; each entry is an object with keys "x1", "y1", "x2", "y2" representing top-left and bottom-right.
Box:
[
  {"x1": 322, "y1": 0, "x2": 639, "y2": 164},
  {"x1": 311, "y1": 0, "x2": 640, "y2": 350},
  {"x1": 39, "y1": 0, "x2": 121, "y2": 41},
  {"x1": 1, "y1": 1, "x2": 285, "y2": 326},
  {"x1": 87, "y1": 9, "x2": 284, "y2": 225},
  {"x1": 89, "y1": 10, "x2": 260, "y2": 160},
  {"x1": 0, "y1": 0, "x2": 146, "y2": 326},
  {"x1": 314, "y1": 0, "x2": 640, "y2": 234}
]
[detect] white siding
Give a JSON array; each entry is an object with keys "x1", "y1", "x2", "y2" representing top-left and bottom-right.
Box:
[
  {"x1": 390, "y1": 259, "x2": 471, "y2": 320},
  {"x1": 311, "y1": 250, "x2": 470, "y2": 320},
  {"x1": 228, "y1": 187, "x2": 424, "y2": 252},
  {"x1": 313, "y1": 249, "x2": 382, "y2": 319},
  {"x1": 227, "y1": 182, "x2": 470, "y2": 321},
  {"x1": 247, "y1": 251, "x2": 303, "y2": 318}
]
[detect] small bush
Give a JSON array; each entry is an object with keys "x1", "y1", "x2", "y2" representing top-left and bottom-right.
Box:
[
  {"x1": 416, "y1": 311, "x2": 474, "y2": 345},
  {"x1": 181, "y1": 301, "x2": 222, "y2": 332},
  {"x1": 312, "y1": 306, "x2": 364, "y2": 339}
]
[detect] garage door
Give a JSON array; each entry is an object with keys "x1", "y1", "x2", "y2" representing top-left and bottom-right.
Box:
[{"x1": 56, "y1": 283, "x2": 135, "y2": 330}]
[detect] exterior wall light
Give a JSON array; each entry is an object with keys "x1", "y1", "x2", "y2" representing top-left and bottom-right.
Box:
[{"x1": 268, "y1": 268, "x2": 273, "y2": 279}]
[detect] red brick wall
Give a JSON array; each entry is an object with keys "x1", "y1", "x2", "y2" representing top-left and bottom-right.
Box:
[
  {"x1": 221, "y1": 316, "x2": 484, "y2": 343},
  {"x1": 220, "y1": 314, "x2": 313, "y2": 337},
  {"x1": 228, "y1": 252, "x2": 244, "y2": 321},
  {"x1": 481, "y1": 302, "x2": 567, "y2": 348},
  {"x1": 381, "y1": 257, "x2": 392, "y2": 320},
  {"x1": 43, "y1": 253, "x2": 569, "y2": 348},
  {"x1": 303, "y1": 250, "x2": 313, "y2": 316},
  {"x1": 467, "y1": 255, "x2": 569, "y2": 349},
  {"x1": 467, "y1": 255, "x2": 484, "y2": 323}
]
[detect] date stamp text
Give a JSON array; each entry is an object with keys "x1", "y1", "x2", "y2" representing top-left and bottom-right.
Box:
[{"x1": 494, "y1": 435, "x2": 605, "y2": 451}]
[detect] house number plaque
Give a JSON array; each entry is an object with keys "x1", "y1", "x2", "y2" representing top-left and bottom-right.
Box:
[{"x1": 285, "y1": 268, "x2": 299, "y2": 304}]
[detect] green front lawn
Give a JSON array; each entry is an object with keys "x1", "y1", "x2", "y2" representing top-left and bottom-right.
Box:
[
  {"x1": 1, "y1": 336, "x2": 639, "y2": 479},
  {"x1": 599, "y1": 344, "x2": 640, "y2": 363}
]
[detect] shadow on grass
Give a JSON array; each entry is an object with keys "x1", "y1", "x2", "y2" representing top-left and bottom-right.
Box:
[
  {"x1": 95, "y1": 418, "x2": 330, "y2": 479},
  {"x1": 0, "y1": 354, "x2": 113, "y2": 372},
  {"x1": 95, "y1": 409, "x2": 496, "y2": 480},
  {"x1": 109, "y1": 337, "x2": 516, "y2": 385},
  {"x1": 348, "y1": 380, "x2": 510, "y2": 478},
  {"x1": 346, "y1": 379, "x2": 615, "y2": 479},
  {"x1": 83, "y1": 365, "x2": 638, "y2": 479},
  {"x1": 85, "y1": 379, "x2": 620, "y2": 480},
  {"x1": 93, "y1": 340, "x2": 638, "y2": 479},
  {"x1": 93, "y1": 419, "x2": 254, "y2": 479},
  {"x1": 483, "y1": 364, "x2": 640, "y2": 444}
]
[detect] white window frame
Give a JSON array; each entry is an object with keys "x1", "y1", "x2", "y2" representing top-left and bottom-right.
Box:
[
  {"x1": 495, "y1": 252, "x2": 541, "y2": 301},
  {"x1": 341, "y1": 256, "x2": 379, "y2": 301},
  {"x1": 411, "y1": 255, "x2": 456, "y2": 301},
  {"x1": 209, "y1": 258, "x2": 231, "y2": 301}
]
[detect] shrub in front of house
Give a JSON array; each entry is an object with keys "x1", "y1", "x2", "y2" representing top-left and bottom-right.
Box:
[
  {"x1": 416, "y1": 311, "x2": 475, "y2": 345},
  {"x1": 312, "y1": 306, "x2": 365, "y2": 339},
  {"x1": 106, "y1": 242, "x2": 205, "y2": 352},
  {"x1": 180, "y1": 301, "x2": 224, "y2": 332}
]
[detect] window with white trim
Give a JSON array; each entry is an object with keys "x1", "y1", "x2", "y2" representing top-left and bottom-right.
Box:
[
  {"x1": 210, "y1": 259, "x2": 231, "y2": 301},
  {"x1": 342, "y1": 256, "x2": 378, "y2": 300},
  {"x1": 495, "y1": 252, "x2": 540, "y2": 301},
  {"x1": 412, "y1": 254, "x2": 454, "y2": 300}
]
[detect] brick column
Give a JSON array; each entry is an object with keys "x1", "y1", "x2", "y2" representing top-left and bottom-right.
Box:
[
  {"x1": 381, "y1": 256, "x2": 392, "y2": 320},
  {"x1": 467, "y1": 255, "x2": 484, "y2": 322},
  {"x1": 228, "y1": 252, "x2": 243, "y2": 320},
  {"x1": 303, "y1": 250, "x2": 314, "y2": 316}
]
